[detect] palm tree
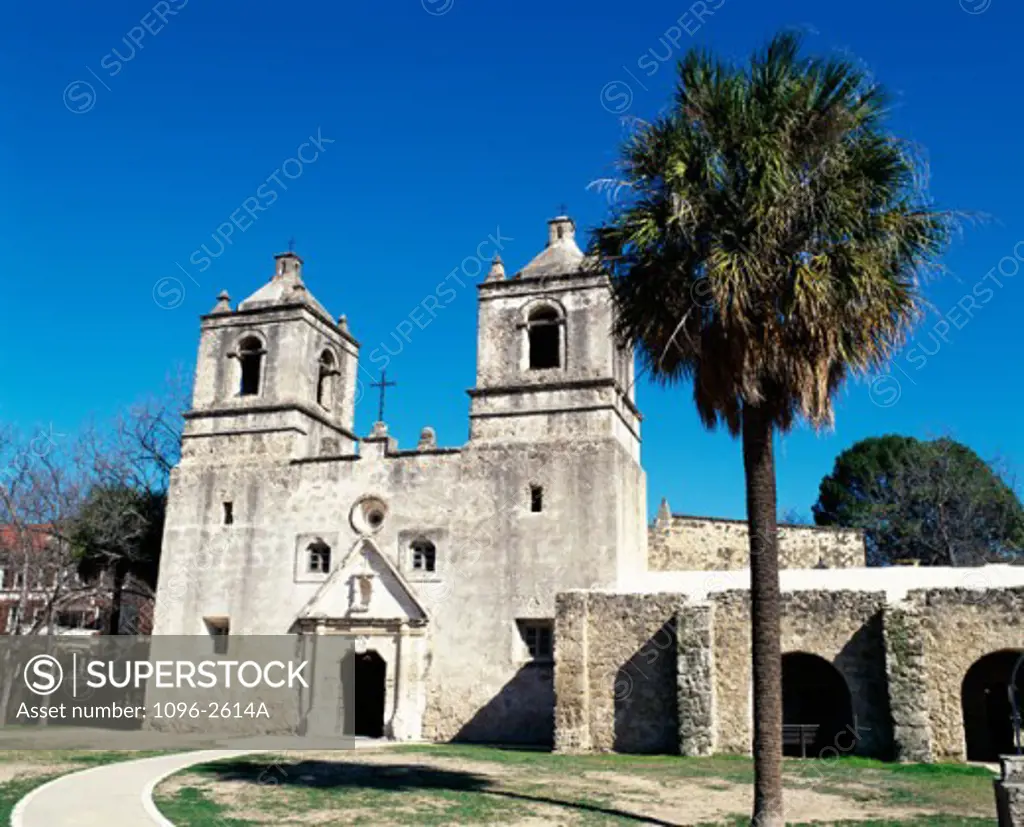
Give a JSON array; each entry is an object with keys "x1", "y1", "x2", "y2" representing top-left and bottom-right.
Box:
[{"x1": 591, "y1": 32, "x2": 953, "y2": 826}]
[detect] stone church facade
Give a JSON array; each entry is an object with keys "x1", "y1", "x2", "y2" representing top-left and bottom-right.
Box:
[{"x1": 154, "y1": 213, "x2": 1024, "y2": 762}]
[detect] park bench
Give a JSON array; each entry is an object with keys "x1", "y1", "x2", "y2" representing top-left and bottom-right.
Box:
[{"x1": 783, "y1": 724, "x2": 821, "y2": 758}]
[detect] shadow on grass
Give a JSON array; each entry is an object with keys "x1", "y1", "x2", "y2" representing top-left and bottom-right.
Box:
[{"x1": 193, "y1": 758, "x2": 682, "y2": 826}]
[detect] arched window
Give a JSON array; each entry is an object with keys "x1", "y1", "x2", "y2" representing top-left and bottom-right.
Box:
[
  {"x1": 316, "y1": 349, "x2": 337, "y2": 408},
  {"x1": 527, "y1": 306, "x2": 561, "y2": 370},
  {"x1": 237, "y1": 336, "x2": 265, "y2": 396},
  {"x1": 306, "y1": 539, "x2": 332, "y2": 574},
  {"x1": 410, "y1": 539, "x2": 436, "y2": 573}
]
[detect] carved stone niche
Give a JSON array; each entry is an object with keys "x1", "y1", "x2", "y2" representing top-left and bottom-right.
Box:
[{"x1": 349, "y1": 573, "x2": 374, "y2": 613}]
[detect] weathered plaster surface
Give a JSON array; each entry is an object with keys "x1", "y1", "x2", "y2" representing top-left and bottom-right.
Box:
[{"x1": 155, "y1": 222, "x2": 646, "y2": 745}]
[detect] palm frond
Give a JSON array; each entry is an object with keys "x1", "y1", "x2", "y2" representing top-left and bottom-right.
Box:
[{"x1": 590, "y1": 31, "x2": 957, "y2": 434}]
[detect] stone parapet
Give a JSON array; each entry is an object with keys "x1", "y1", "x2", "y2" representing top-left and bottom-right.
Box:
[{"x1": 648, "y1": 515, "x2": 865, "y2": 572}]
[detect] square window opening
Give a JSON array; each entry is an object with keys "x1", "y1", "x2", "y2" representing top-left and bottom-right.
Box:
[
  {"x1": 530, "y1": 485, "x2": 543, "y2": 513},
  {"x1": 205, "y1": 618, "x2": 230, "y2": 655},
  {"x1": 518, "y1": 619, "x2": 554, "y2": 661}
]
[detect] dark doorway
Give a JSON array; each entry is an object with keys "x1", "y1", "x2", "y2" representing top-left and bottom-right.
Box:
[
  {"x1": 782, "y1": 652, "x2": 855, "y2": 758},
  {"x1": 354, "y1": 651, "x2": 387, "y2": 738},
  {"x1": 962, "y1": 650, "x2": 1024, "y2": 761}
]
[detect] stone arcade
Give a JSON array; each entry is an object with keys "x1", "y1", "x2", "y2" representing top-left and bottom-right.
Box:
[{"x1": 154, "y1": 213, "x2": 1024, "y2": 761}]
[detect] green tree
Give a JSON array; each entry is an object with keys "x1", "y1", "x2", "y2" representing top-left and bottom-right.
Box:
[
  {"x1": 71, "y1": 485, "x2": 164, "y2": 635},
  {"x1": 72, "y1": 372, "x2": 187, "y2": 633},
  {"x1": 591, "y1": 33, "x2": 953, "y2": 824},
  {"x1": 813, "y1": 435, "x2": 1024, "y2": 565}
]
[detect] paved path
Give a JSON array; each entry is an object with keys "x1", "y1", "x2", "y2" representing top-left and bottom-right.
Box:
[{"x1": 13, "y1": 749, "x2": 257, "y2": 827}]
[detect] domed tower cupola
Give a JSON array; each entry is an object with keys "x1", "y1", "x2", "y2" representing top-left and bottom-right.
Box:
[
  {"x1": 276, "y1": 250, "x2": 302, "y2": 278},
  {"x1": 513, "y1": 214, "x2": 587, "y2": 281},
  {"x1": 548, "y1": 214, "x2": 575, "y2": 245}
]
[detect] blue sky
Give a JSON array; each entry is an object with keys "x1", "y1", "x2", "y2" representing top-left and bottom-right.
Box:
[{"x1": 2, "y1": 0, "x2": 1022, "y2": 520}]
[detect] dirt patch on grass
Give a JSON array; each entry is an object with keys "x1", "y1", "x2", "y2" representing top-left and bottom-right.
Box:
[
  {"x1": 550, "y1": 767, "x2": 932, "y2": 825},
  {"x1": 0, "y1": 762, "x2": 75, "y2": 785},
  {"x1": 160, "y1": 772, "x2": 256, "y2": 810},
  {"x1": 156, "y1": 747, "x2": 993, "y2": 825}
]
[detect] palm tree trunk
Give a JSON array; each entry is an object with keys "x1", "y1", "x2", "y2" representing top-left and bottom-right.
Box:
[{"x1": 742, "y1": 402, "x2": 784, "y2": 827}]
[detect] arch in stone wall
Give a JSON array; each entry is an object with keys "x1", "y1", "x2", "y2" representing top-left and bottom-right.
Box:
[
  {"x1": 710, "y1": 591, "x2": 888, "y2": 758},
  {"x1": 782, "y1": 652, "x2": 855, "y2": 758},
  {"x1": 961, "y1": 649, "x2": 1024, "y2": 762},
  {"x1": 916, "y1": 589, "x2": 1024, "y2": 761}
]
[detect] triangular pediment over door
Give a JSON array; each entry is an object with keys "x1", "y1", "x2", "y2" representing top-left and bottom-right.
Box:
[{"x1": 296, "y1": 539, "x2": 428, "y2": 627}]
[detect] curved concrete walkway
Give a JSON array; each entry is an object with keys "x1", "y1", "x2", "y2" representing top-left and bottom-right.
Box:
[{"x1": 12, "y1": 750, "x2": 257, "y2": 827}]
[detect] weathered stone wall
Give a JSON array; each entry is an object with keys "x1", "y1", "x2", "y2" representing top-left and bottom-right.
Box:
[
  {"x1": 556, "y1": 588, "x2": 892, "y2": 758},
  {"x1": 676, "y1": 603, "x2": 716, "y2": 756},
  {"x1": 995, "y1": 756, "x2": 1024, "y2": 826},
  {"x1": 554, "y1": 592, "x2": 685, "y2": 753},
  {"x1": 915, "y1": 587, "x2": 1024, "y2": 761},
  {"x1": 553, "y1": 591, "x2": 591, "y2": 752},
  {"x1": 883, "y1": 601, "x2": 933, "y2": 762},
  {"x1": 711, "y1": 590, "x2": 890, "y2": 757},
  {"x1": 648, "y1": 516, "x2": 865, "y2": 572},
  {"x1": 555, "y1": 582, "x2": 1024, "y2": 760},
  {"x1": 156, "y1": 433, "x2": 643, "y2": 745}
]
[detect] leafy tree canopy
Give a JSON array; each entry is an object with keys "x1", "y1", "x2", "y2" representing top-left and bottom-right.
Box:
[
  {"x1": 71, "y1": 484, "x2": 164, "y2": 589},
  {"x1": 812, "y1": 435, "x2": 1024, "y2": 565}
]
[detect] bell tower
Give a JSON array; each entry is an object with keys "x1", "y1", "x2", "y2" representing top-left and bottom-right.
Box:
[
  {"x1": 183, "y1": 250, "x2": 361, "y2": 460},
  {"x1": 468, "y1": 215, "x2": 640, "y2": 458}
]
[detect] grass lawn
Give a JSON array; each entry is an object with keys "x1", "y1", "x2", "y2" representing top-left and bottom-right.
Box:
[
  {"x1": 0, "y1": 749, "x2": 175, "y2": 823},
  {"x1": 153, "y1": 744, "x2": 999, "y2": 826}
]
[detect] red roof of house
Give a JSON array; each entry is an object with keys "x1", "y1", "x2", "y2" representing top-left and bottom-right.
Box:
[{"x1": 0, "y1": 524, "x2": 57, "y2": 553}]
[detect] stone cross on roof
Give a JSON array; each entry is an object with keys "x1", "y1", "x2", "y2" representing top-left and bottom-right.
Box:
[{"x1": 371, "y1": 370, "x2": 397, "y2": 424}]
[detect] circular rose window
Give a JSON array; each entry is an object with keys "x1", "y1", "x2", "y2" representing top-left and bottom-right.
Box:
[{"x1": 351, "y1": 496, "x2": 388, "y2": 535}]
